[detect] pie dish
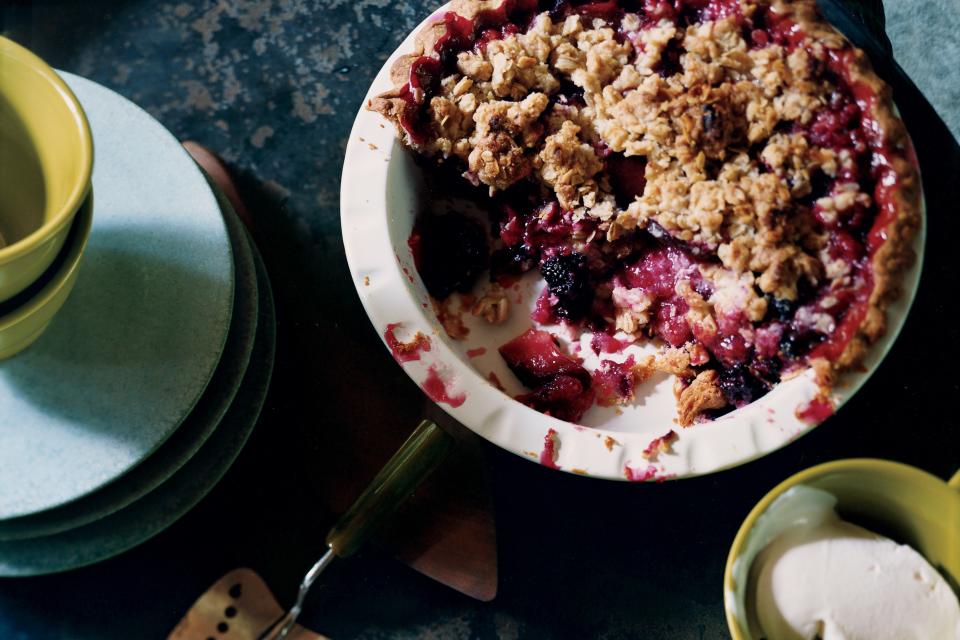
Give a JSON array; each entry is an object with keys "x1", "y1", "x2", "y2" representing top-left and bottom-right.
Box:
[
  {"x1": 368, "y1": 0, "x2": 921, "y2": 427},
  {"x1": 342, "y1": 0, "x2": 923, "y2": 480}
]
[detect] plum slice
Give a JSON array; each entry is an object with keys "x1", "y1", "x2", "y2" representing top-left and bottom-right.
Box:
[
  {"x1": 517, "y1": 374, "x2": 595, "y2": 424},
  {"x1": 499, "y1": 328, "x2": 594, "y2": 422}
]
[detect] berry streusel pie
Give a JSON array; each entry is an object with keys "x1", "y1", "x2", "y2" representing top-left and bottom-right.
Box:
[{"x1": 369, "y1": 0, "x2": 921, "y2": 426}]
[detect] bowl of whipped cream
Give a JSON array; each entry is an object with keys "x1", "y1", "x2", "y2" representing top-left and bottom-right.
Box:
[{"x1": 724, "y1": 459, "x2": 960, "y2": 639}]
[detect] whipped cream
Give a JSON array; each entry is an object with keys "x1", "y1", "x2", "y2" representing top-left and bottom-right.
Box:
[{"x1": 748, "y1": 487, "x2": 960, "y2": 640}]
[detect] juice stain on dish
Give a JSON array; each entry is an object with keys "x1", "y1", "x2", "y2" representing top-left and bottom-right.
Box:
[
  {"x1": 422, "y1": 364, "x2": 466, "y2": 407},
  {"x1": 539, "y1": 428, "x2": 560, "y2": 469},
  {"x1": 384, "y1": 323, "x2": 431, "y2": 363},
  {"x1": 642, "y1": 430, "x2": 678, "y2": 460},
  {"x1": 795, "y1": 395, "x2": 834, "y2": 424},
  {"x1": 623, "y1": 463, "x2": 658, "y2": 482},
  {"x1": 487, "y1": 371, "x2": 505, "y2": 391}
]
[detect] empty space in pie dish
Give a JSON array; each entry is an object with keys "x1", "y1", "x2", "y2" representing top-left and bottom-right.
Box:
[{"x1": 341, "y1": 2, "x2": 925, "y2": 481}]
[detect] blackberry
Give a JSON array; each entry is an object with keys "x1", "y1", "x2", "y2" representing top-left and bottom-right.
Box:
[
  {"x1": 795, "y1": 278, "x2": 817, "y2": 306},
  {"x1": 490, "y1": 245, "x2": 536, "y2": 283},
  {"x1": 551, "y1": 78, "x2": 585, "y2": 108},
  {"x1": 546, "y1": 0, "x2": 569, "y2": 20},
  {"x1": 767, "y1": 295, "x2": 797, "y2": 321},
  {"x1": 717, "y1": 365, "x2": 769, "y2": 407},
  {"x1": 779, "y1": 328, "x2": 824, "y2": 360},
  {"x1": 540, "y1": 252, "x2": 594, "y2": 321},
  {"x1": 416, "y1": 214, "x2": 488, "y2": 299},
  {"x1": 700, "y1": 105, "x2": 723, "y2": 144},
  {"x1": 749, "y1": 357, "x2": 783, "y2": 385}
]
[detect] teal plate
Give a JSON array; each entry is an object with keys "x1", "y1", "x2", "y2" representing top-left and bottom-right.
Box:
[
  {"x1": 0, "y1": 234, "x2": 274, "y2": 576},
  {"x1": 0, "y1": 73, "x2": 235, "y2": 519},
  {"x1": 0, "y1": 179, "x2": 257, "y2": 541}
]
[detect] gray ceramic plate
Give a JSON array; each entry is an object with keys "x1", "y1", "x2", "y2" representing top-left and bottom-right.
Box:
[
  {"x1": 0, "y1": 178, "x2": 257, "y2": 541},
  {"x1": 0, "y1": 73, "x2": 235, "y2": 519},
  {"x1": 0, "y1": 232, "x2": 274, "y2": 576}
]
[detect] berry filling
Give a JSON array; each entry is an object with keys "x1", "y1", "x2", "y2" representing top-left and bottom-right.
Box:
[
  {"x1": 621, "y1": 245, "x2": 700, "y2": 347},
  {"x1": 593, "y1": 356, "x2": 637, "y2": 406},
  {"x1": 590, "y1": 331, "x2": 629, "y2": 355},
  {"x1": 605, "y1": 154, "x2": 648, "y2": 207}
]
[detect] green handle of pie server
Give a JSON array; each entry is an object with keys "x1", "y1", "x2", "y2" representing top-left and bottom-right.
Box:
[{"x1": 325, "y1": 419, "x2": 454, "y2": 558}]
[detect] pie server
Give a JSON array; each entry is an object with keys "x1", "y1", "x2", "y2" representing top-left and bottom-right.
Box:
[{"x1": 169, "y1": 419, "x2": 453, "y2": 640}]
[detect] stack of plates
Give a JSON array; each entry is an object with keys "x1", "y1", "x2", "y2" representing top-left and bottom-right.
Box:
[{"x1": 0, "y1": 74, "x2": 275, "y2": 576}]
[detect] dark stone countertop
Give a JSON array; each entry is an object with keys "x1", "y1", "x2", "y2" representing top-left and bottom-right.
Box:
[{"x1": 0, "y1": 1, "x2": 958, "y2": 638}]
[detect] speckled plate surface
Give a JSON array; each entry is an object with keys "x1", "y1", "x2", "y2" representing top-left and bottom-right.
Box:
[
  {"x1": 0, "y1": 73, "x2": 234, "y2": 519},
  {"x1": 0, "y1": 235, "x2": 273, "y2": 576},
  {"x1": 0, "y1": 185, "x2": 257, "y2": 541},
  {"x1": 340, "y1": 6, "x2": 925, "y2": 482}
]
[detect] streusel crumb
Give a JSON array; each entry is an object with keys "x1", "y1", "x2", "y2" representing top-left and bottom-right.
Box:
[
  {"x1": 472, "y1": 285, "x2": 510, "y2": 324},
  {"x1": 677, "y1": 370, "x2": 727, "y2": 426}
]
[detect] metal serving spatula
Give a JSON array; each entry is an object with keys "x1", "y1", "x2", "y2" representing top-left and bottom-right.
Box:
[
  {"x1": 182, "y1": 139, "x2": 497, "y2": 609},
  {"x1": 169, "y1": 420, "x2": 453, "y2": 640}
]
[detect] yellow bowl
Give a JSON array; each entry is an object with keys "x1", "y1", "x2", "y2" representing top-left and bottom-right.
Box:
[
  {"x1": 724, "y1": 459, "x2": 960, "y2": 639},
  {"x1": 0, "y1": 36, "x2": 93, "y2": 302},
  {"x1": 0, "y1": 193, "x2": 93, "y2": 360}
]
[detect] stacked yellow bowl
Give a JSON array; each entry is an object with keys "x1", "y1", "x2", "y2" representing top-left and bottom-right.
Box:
[{"x1": 0, "y1": 36, "x2": 93, "y2": 359}]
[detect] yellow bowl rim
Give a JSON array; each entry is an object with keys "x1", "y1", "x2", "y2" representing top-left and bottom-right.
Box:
[
  {"x1": 0, "y1": 193, "x2": 93, "y2": 331},
  {"x1": 723, "y1": 457, "x2": 960, "y2": 639},
  {"x1": 0, "y1": 36, "x2": 93, "y2": 264}
]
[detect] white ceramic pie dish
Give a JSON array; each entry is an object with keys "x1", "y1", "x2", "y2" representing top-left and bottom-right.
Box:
[{"x1": 340, "y1": 5, "x2": 925, "y2": 481}]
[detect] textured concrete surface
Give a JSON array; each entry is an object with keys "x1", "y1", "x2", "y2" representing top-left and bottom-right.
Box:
[
  {"x1": 0, "y1": 2, "x2": 956, "y2": 638},
  {"x1": 884, "y1": 0, "x2": 960, "y2": 140}
]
